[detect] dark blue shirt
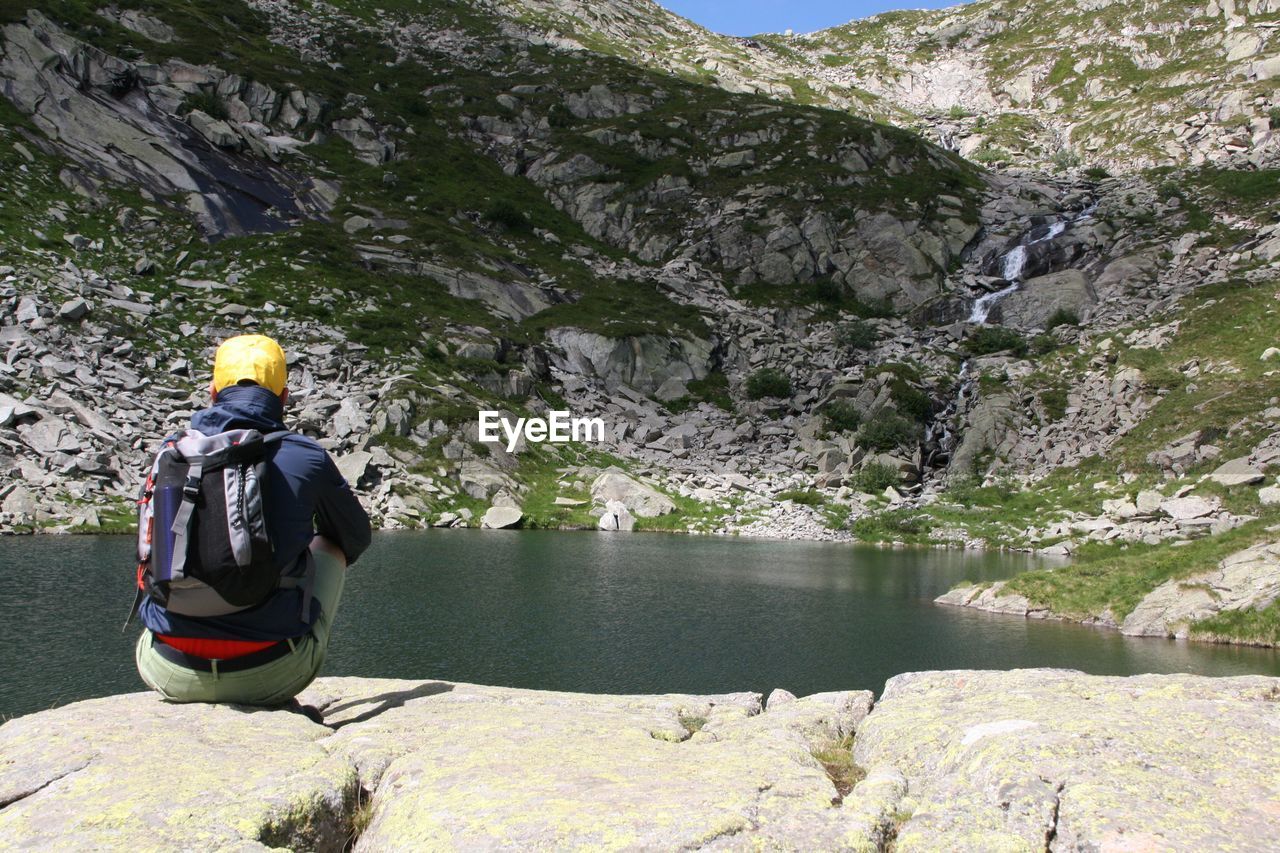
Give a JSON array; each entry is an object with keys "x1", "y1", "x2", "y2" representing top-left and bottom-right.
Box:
[{"x1": 139, "y1": 385, "x2": 372, "y2": 641}]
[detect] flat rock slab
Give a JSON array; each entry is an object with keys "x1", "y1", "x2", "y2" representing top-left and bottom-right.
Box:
[
  {"x1": 305, "y1": 678, "x2": 876, "y2": 850},
  {"x1": 0, "y1": 693, "x2": 355, "y2": 850},
  {"x1": 3, "y1": 672, "x2": 1279, "y2": 850},
  {"x1": 854, "y1": 669, "x2": 1280, "y2": 851}
]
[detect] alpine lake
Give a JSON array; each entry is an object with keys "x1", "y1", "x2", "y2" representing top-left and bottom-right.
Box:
[{"x1": 3, "y1": 530, "x2": 1278, "y2": 719}]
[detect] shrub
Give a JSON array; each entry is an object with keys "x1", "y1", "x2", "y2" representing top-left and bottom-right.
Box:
[
  {"x1": 1040, "y1": 387, "x2": 1069, "y2": 421},
  {"x1": 889, "y1": 382, "x2": 931, "y2": 423},
  {"x1": 850, "y1": 297, "x2": 895, "y2": 319},
  {"x1": 1083, "y1": 166, "x2": 1110, "y2": 181},
  {"x1": 1051, "y1": 148, "x2": 1081, "y2": 170},
  {"x1": 180, "y1": 91, "x2": 229, "y2": 121},
  {"x1": 1045, "y1": 308, "x2": 1079, "y2": 331},
  {"x1": 836, "y1": 319, "x2": 878, "y2": 350},
  {"x1": 812, "y1": 278, "x2": 844, "y2": 304},
  {"x1": 822, "y1": 398, "x2": 862, "y2": 433},
  {"x1": 857, "y1": 411, "x2": 919, "y2": 451},
  {"x1": 852, "y1": 461, "x2": 899, "y2": 493},
  {"x1": 963, "y1": 326, "x2": 1028, "y2": 357},
  {"x1": 684, "y1": 371, "x2": 733, "y2": 411},
  {"x1": 482, "y1": 198, "x2": 529, "y2": 230},
  {"x1": 1157, "y1": 181, "x2": 1184, "y2": 202},
  {"x1": 775, "y1": 489, "x2": 825, "y2": 506},
  {"x1": 745, "y1": 368, "x2": 792, "y2": 400},
  {"x1": 1030, "y1": 333, "x2": 1058, "y2": 355}
]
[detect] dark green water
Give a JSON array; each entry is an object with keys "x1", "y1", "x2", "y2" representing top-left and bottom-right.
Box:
[{"x1": 3, "y1": 531, "x2": 1278, "y2": 718}]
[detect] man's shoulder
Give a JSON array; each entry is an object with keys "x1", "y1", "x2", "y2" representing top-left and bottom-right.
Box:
[{"x1": 271, "y1": 431, "x2": 334, "y2": 470}]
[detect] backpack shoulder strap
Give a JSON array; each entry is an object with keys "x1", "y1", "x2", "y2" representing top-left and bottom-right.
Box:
[{"x1": 263, "y1": 430, "x2": 293, "y2": 444}]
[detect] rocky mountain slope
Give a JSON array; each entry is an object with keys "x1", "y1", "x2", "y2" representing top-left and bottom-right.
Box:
[
  {"x1": 763, "y1": 0, "x2": 1280, "y2": 171},
  {"x1": 4, "y1": 671, "x2": 1279, "y2": 849},
  {"x1": 466, "y1": 0, "x2": 1280, "y2": 172},
  {"x1": 0, "y1": 0, "x2": 1278, "y2": 646}
]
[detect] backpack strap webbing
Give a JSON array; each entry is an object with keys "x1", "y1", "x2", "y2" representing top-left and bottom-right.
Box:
[{"x1": 168, "y1": 460, "x2": 203, "y2": 581}]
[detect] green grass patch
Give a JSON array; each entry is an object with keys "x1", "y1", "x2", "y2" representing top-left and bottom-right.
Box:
[
  {"x1": 775, "y1": 489, "x2": 826, "y2": 506},
  {"x1": 811, "y1": 734, "x2": 865, "y2": 800},
  {"x1": 1191, "y1": 601, "x2": 1280, "y2": 647},
  {"x1": 745, "y1": 368, "x2": 792, "y2": 400},
  {"x1": 1004, "y1": 515, "x2": 1280, "y2": 622}
]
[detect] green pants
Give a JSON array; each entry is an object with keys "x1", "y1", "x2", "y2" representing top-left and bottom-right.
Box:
[{"x1": 135, "y1": 540, "x2": 347, "y2": 706}]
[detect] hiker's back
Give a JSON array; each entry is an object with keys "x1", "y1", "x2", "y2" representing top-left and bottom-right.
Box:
[{"x1": 132, "y1": 338, "x2": 370, "y2": 707}]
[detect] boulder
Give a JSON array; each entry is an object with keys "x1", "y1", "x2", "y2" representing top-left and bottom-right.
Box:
[
  {"x1": 458, "y1": 460, "x2": 515, "y2": 501},
  {"x1": 1135, "y1": 489, "x2": 1164, "y2": 514},
  {"x1": 935, "y1": 582, "x2": 1040, "y2": 617},
  {"x1": 1121, "y1": 542, "x2": 1280, "y2": 639},
  {"x1": 546, "y1": 328, "x2": 713, "y2": 394},
  {"x1": 1159, "y1": 495, "x2": 1219, "y2": 520},
  {"x1": 1260, "y1": 486, "x2": 1280, "y2": 506},
  {"x1": 590, "y1": 467, "x2": 675, "y2": 517},
  {"x1": 995, "y1": 269, "x2": 1097, "y2": 331},
  {"x1": 2, "y1": 485, "x2": 37, "y2": 516},
  {"x1": 417, "y1": 261, "x2": 558, "y2": 323},
  {"x1": 334, "y1": 450, "x2": 375, "y2": 489},
  {"x1": 597, "y1": 499, "x2": 635, "y2": 531},
  {"x1": 480, "y1": 505, "x2": 523, "y2": 529},
  {"x1": 1208, "y1": 456, "x2": 1266, "y2": 486},
  {"x1": 57, "y1": 297, "x2": 89, "y2": 321},
  {"x1": 654, "y1": 376, "x2": 688, "y2": 402}
]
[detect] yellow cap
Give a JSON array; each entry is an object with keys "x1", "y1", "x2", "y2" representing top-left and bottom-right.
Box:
[{"x1": 212, "y1": 334, "x2": 287, "y2": 395}]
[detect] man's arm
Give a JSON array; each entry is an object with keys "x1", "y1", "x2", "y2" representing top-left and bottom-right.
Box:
[{"x1": 315, "y1": 453, "x2": 373, "y2": 565}]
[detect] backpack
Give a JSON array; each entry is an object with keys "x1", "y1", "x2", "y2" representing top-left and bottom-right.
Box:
[{"x1": 126, "y1": 428, "x2": 313, "y2": 627}]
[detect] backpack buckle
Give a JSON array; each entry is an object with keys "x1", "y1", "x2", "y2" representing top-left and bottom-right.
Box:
[{"x1": 183, "y1": 476, "x2": 201, "y2": 499}]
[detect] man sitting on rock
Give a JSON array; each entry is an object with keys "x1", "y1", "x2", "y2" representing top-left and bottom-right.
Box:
[{"x1": 133, "y1": 334, "x2": 371, "y2": 706}]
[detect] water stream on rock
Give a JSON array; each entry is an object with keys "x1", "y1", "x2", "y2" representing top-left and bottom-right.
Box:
[{"x1": 926, "y1": 203, "x2": 1097, "y2": 471}]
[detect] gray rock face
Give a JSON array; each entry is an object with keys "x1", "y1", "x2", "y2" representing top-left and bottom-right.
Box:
[
  {"x1": 1121, "y1": 541, "x2": 1280, "y2": 639},
  {"x1": 590, "y1": 467, "x2": 675, "y2": 517},
  {"x1": 547, "y1": 328, "x2": 713, "y2": 394},
  {"x1": 995, "y1": 268, "x2": 1097, "y2": 330},
  {"x1": 0, "y1": 12, "x2": 334, "y2": 236},
  {"x1": 949, "y1": 391, "x2": 1020, "y2": 477}
]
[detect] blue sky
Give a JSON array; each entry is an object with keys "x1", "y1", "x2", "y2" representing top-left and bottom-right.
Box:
[{"x1": 660, "y1": 1, "x2": 961, "y2": 36}]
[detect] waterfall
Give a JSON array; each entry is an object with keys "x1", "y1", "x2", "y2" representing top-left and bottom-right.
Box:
[
  {"x1": 968, "y1": 206, "x2": 1092, "y2": 325},
  {"x1": 969, "y1": 282, "x2": 1019, "y2": 324},
  {"x1": 925, "y1": 201, "x2": 1097, "y2": 477}
]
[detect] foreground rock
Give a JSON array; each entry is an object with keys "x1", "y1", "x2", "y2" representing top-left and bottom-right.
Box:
[
  {"x1": 2, "y1": 671, "x2": 1278, "y2": 850},
  {"x1": 854, "y1": 670, "x2": 1280, "y2": 851}
]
